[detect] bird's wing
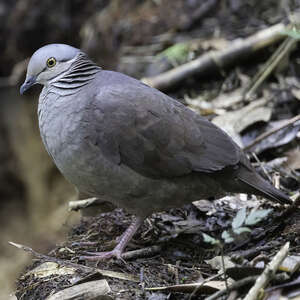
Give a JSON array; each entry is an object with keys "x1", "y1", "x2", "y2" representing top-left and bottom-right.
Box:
[{"x1": 90, "y1": 82, "x2": 241, "y2": 178}]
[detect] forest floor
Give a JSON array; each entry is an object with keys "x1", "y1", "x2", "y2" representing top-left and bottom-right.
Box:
[{"x1": 10, "y1": 0, "x2": 300, "y2": 299}]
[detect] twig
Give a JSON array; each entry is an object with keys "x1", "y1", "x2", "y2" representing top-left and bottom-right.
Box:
[
  {"x1": 275, "y1": 192, "x2": 300, "y2": 221},
  {"x1": 273, "y1": 172, "x2": 281, "y2": 189},
  {"x1": 68, "y1": 198, "x2": 99, "y2": 211},
  {"x1": 291, "y1": 191, "x2": 300, "y2": 202},
  {"x1": 142, "y1": 23, "x2": 286, "y2": 91},
  {"x1": 175, "y1": 261, "x2": 180, "y2": 285},
  {"x1": 243, "y1": 114, "x2": 300, "y2": 152},
  {"x1": 243, "y1": 36, "x2": 297, "y2": 100},
  {"x1": 69, "y1": 198, "x2": 115, "y2": 216},
  {"x1": 243, "y1": 242, "x2": 290, "y2": 300},
  {"x1": 220, "y1": 246, "x2": 229, "y2": 292},
  {"x1": 230, "y1": 244, "x2": 276, "y2": 261},
  {"x1": 205, "y1": 276, "x2": 257, "y2": 300},
  {"x1": 145, "y1": 274, "x2": 225, "y2": 294},
  {"x1": 189, "y1": 273, "x2": 223, "y2": 300},
  {"x1": 256, "y1": 157, "x2": 287, "y2": 170},
  {"x1": 251, "y1": 152, "x2": 273, "y2": 183},
  {"x1": 9, "y1": 241, "x2": 139, "y2": 282},
  {"x1": 122, "y1": 245, "x2": 162, "y2": 260},
  {"x1": 205, "y1": 273, "x2": 289, "y2": 300}
]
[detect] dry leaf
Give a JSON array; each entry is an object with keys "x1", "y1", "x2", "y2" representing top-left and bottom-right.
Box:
[{"x1": 26, "y1": 262, "x2": 76, "y2": 278}]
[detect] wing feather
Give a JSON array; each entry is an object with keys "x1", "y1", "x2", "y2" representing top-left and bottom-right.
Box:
[{"x1": 90, "y1": 79, "x2": 240, "y2": 178}]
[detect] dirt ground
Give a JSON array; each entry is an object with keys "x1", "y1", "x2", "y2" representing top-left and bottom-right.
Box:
[{"x1": 14, "y1": 200, "x2": 300, "y2": 299}]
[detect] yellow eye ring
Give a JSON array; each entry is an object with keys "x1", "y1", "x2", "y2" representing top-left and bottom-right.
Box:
[{"x1": 46, "y1": 57, "x2": 56, "y2": 68}]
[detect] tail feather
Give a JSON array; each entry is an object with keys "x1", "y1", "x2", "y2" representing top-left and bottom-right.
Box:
[{"x1": 237, "y1": 168, "x2": 292, "y2": 205}]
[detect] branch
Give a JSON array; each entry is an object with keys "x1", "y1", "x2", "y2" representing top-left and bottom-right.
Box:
[
  {"x1": 142, "y1": 23, "x2": 287, "y2": 91},
  {"x1": 206, "y1": 273, "x2": 289, "y2": 300},
  {"x1": 68, "y1": 198, "x2": 99, "y2": 211},
  {"x1": 243, "y1": 242, "x2": 290, "y2": 300},
  {"x1": 122, "y1": 245, "x2": 162, "y2": 260},
  {"x1": 243, "y1": 114, "x2": 300, "y2": 152},
  {"x1": 243, "y1": 36, "x2": 297, "y2": 100},
  {"x1": 9, "y1": 241, "x2": 139, "y2": 282}
]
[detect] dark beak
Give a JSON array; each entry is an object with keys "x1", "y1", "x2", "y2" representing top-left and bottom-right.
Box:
[{"x1": 20, "y1": 75, "x2": 36, "y2": 95}]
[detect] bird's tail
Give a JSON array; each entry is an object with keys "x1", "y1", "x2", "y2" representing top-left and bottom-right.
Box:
[{"x1": 236, "y1": 167, "x2": 292, "y2": 205}]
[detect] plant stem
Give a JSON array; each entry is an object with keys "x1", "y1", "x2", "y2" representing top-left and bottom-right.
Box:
[{"x1": 220, "y1": 245, "x2": 229, "y2": 293}]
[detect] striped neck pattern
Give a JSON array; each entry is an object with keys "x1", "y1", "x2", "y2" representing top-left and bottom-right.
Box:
[{"x1": 50, "y1": 53, "x2": 101, "y2": 95}]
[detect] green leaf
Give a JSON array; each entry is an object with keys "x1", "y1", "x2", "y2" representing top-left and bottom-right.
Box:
[
  {"x1": 232, "y1": 207, "x2": 246, "y2": 229},
  {"x1": 245, "y1": 208, "x2": 273, "y2": 225},
  {"x1": 158, "y1": 43, "x2": 189, "y2": 64},
  {"x1": 281, "y1": 29, "x2": 300, "y2": 40},
  {"x1": 221, "y1": 230, "x2": 234, "y2": 243},
  {"x1": 233, "y1": 226, "x2": 251, "y2": 235},
  {"x1": 202, "y1": 233, "x2": 220, "y2": 245}
]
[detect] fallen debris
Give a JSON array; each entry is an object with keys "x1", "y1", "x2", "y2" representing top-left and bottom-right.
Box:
[
  {"x1": 9, "y1": 242, "x2": 139, "y2": 283},
  {"x1": 142, "y1": 23, "x2": 287, "y2": 91},
  {"x1": 243, "y1": 242, "x2": 290, "y2": 300},
  {"x1": 243, "y1": 114, "x2": 300, "y2": 152},
  {"x1": 45, "y1": 280, "x2": 111, "y2": 300}
]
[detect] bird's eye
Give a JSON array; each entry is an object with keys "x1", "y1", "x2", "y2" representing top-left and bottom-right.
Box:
[{"x1": 46, "y1": 57, "x2": 56, "y2": 68}]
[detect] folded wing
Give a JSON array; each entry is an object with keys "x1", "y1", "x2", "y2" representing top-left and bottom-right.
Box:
[{"x1": 91, "y1": 82, "x2": 241, "y2": 179}]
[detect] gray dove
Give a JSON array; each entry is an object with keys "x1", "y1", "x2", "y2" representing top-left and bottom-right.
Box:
[{"x1": 20, "y1": 44, "x2": 291, "y2": 260}]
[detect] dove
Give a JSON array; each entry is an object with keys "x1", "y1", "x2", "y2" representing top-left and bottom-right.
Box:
[{"x1": 20, "y1": 44, "x2": 291, "y2": 260}]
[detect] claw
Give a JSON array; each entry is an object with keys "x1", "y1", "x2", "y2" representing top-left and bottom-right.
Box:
[{"x1": 79, "y1": 216, "x2": 144, "y2": 261}]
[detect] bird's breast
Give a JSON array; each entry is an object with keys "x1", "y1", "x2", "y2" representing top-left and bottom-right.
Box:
[
  {"x1": 38, "y1": 91, "x2": 95, "y2": 187},
  {"x1": 37, "y1": 89, "x2": 143, "y2": 199}
]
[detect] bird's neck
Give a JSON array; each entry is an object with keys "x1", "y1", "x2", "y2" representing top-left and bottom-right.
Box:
[{"x1": 49, "y1": 53, "x2": 101, "y2": 96}]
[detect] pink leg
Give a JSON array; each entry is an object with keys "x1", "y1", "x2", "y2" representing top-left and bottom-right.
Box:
[{"x1": 80, "y1": 216, "x2": 144, "y2": 261}]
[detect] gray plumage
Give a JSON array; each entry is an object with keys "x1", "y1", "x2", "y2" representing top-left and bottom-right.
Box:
[{"x1": 20, "y1": 44, "x2": 291, "y2": 259}]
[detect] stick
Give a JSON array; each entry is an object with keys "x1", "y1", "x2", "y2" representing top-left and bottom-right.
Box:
[
  {"x1": 9, "y1": 241, "x2": 139, "y2": 282},
  {"x1": 243, "y1": 114, "x2": 300, "y2": 152},
  {"x1": 251, "y1": 152, "x2": 273, "y2": 182},
  {"x1": 206, "y1": 273, "x2": 289, "y2": 300},
  {"x1": 243, "y1": 36, "x2": 297, "y2": 100},
  {"x1": 122, "y1": 245, "x2": 162, "y2": 260},
  {"x1": 68, "y1": 198, "x2": 99, "y2": 211},
  {"x1": 243, "y1": 242, "x2": 290, "y2": 300},
  {"x1": 142, "y1": 23, "x2": 286, "y2": 91},
  {"x1": 188, "y1": 273, "x2": 223, "y2": 300}
]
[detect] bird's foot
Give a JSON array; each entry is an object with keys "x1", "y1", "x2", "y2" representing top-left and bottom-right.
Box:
[
  {"x1": 80, "y1": 249, "x2": 122, "y2": 261},
  {"x1": 79, "y1": 216, "x2": 145, "y2": 261}
]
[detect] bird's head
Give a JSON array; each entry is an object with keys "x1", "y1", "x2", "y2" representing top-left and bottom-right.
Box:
[{"x1": 20, "y1": 44, "x2": 80, "y2": 94}]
